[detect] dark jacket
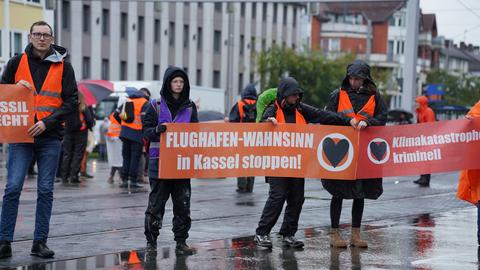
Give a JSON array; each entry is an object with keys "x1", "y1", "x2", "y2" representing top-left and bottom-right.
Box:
[
  {"x1": 228, "y1": 83, "x2": 257, "y2": 123},
  {"x1": 322, "y1": 60, "x2": 388, "y2": 200},
  {"x1": 142, "y1": 66, "x2": 198, "y2": 179},
  {"x1": 1, "y1": 43, "x2": 78, "y2": 139},
  {"x1": 261, "y1": 77, "x2": 350, "y2": 125},
  {"x1": 65, "y1": 106, "x2": 95, "y2": 133}
]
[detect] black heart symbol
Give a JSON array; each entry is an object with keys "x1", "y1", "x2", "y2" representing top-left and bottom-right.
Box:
[
  {"x1": 370, "y1": 141, "x2": 387, "y2": 161},
  {"x1": 322, "y1": 138, "x2": 349, "y2": 168}
]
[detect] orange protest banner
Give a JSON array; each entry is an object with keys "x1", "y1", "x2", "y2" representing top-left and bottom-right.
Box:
[
  {"x1": 159, "y1": 119, "x2": 480, "y2": 180},
  {"x1": 159, "y1": 123, "x2": 359, "y2": 179},
  {"x1": 0, "y1": 84, "x2": 34, "y2": 143}
]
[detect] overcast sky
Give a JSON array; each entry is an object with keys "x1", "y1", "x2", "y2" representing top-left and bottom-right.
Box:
[{"x1": 420, "y1": 0, "x2": 480, "y2": 46}]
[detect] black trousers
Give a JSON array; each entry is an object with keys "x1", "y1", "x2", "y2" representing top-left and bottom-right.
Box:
[
  {"x1": 60, "y1": 130, "x2": 88, "y2": 180},
  {"x1": 237, "y1": 177, "x2": 255, "y2": 192},
  {"x1": 256, "y1": 178, "x2": 305, "y2": 236},
  {"x1": 121, "y1": 138, "x2": 143, "y2": 182},
  {"x1": 330, "y1": 197, "x2": 364, "y2": 228},
  {"x1": 144, "y1": 178, "x2": 191, "y2": 243}
]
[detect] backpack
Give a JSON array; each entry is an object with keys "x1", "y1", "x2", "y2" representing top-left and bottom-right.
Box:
[{"x1": 241, "y1": 99, "x2": 257, "y2": 123}]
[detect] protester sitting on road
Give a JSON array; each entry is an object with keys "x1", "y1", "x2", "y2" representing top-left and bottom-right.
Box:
[
  {"x1": 142, "y1": 66, "x2": 198, "y2": 256},
  {"x1": 254, "y1": 77, "x2": 352, "y2": 249},
  {"x1": 322, "y1": 59, "x2": 388, "y2": 249},
  {"x1": 456, "y1": 100, "x2": 480, "y2": 245},
  {"x1": 413, "y1": 95, "x2": 436, "y2": 187}
]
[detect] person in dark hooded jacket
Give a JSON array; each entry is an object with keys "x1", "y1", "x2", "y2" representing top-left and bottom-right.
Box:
[
  {"x1": 229, "y1": 83, "x2": 257, "y2": 193},
  {"x1": 142, "y1": 66, "x2": 198, "y2": 256},
  {"x1": 114, "y1": 89, "x2": 149, "y2": 188},
  {"x1": 254, "y1": 77, "x2": 353, "y2": 249},
  {"x1": 322, "y1": 59, "x2": 388, "y2": 249}
]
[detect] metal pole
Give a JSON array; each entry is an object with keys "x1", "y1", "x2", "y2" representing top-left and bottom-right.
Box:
[
  {"x1": 401, "y1": 0, "x2": 420, "y2": 111},
  {"x1": 225, "y1": 3, "x2": 235, "y2": 115}
]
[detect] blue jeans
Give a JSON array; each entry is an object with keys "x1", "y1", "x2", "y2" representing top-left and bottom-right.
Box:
[{"x1": 0, "y1": 137, "x2": 61, "y2": 241}]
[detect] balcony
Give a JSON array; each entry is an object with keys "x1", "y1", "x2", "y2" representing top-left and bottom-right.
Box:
[
  {"x1": 418, "y1": 32, "x2": 432, "y2": 46},
  {"x1": 321, "y1": 23, "x2": 368, "y2": 38}
]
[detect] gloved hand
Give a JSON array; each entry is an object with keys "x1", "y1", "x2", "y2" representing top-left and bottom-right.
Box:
[{"x1": 156, "y1": 124, "x2": 167, "y2": 134}]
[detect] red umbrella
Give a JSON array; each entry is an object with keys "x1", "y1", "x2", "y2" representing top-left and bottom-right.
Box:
[{"x1": 77, "y1": 80, "x2": 114, "y2": 105}]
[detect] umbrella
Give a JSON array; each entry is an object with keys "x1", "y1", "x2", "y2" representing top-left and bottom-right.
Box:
[
  {"x1": 77, "y1": 80, "x2": 114, "y2": 105},
  {"x1": 198, "y1": 110, "x2": 225, "y2": 122},
  {"x1": 388, "y1": 109, "x2": 414, "y2": 124}
]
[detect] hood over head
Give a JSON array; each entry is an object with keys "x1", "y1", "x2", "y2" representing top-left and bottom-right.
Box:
[
  {"x1": 160, "y1": 66, "x2": 190, "y2": 106},
  {"x1": 240, "y1": 83, "x2": 257, "y2": 100},
  {"x1": 276, "y1": 77, "x2": 304, "y2": 102},
  {"x1": 415, "y1": 96, "x2": 429, "y2": 107},
  {"x1": 341, "y1": 59, "x2": 377, "y2": 94}
]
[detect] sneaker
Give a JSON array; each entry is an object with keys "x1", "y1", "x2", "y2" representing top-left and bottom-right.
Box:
[
  {"x1": 282, "y1": 235, "x2": 304, "y2": 248},
  {"x1": 130, "y1": 182, "x2": 143, "y2": 189},
  {"x1": 108, "y1": 176, "x2": 114, "y2": 184},
  {"x1": 175, "y1": 241, "x2": 195, "y2": 256},
  {"x1": 0, "y1": 241, "x2": 12, "y2": 259},
  {"x1": 31, "y1": 240, "x2": 55, "y2": 258},
  {"x1": 119, "y1": 181, "x2": 128, "y2": 188},
  {"x1": 255, "y1": 234, "x2": 272, "y2": 248}
]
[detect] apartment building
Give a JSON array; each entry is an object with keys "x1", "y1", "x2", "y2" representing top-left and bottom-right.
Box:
[
  {"x1": 0, "y1": 0, "x2": 54, "y2": 74},
  {"x1": 55, "y1": 1, "x2": 306, "y2": 96}
]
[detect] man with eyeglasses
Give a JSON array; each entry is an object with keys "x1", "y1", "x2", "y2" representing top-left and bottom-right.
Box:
[{"x1": 0, "y1": 21, "x2": 78, "y2": 258}]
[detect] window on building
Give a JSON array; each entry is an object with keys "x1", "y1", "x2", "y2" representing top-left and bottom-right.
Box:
[
  {"x1": 27, "y1": 0, "x2": 40, "y2": 3},
  {"x1": 262, "y1": 38, "x2": 266, "y2": 51},
  {"x1": 240, "y1": 35, "x2": 244, "y2": 55},
  {"x1": 120, "y1": 61, "x2": 127, "y2": 80},
  {"x1": 137, "y1": 63, "x2": 144, "y2": 80},
  {"x1": 169, "y1": 22, "x2": 175, "y2": 47},
  {"x1": 62, "y1": 0, "x2": 70, "y2": 30},
  {"x1": 398, "y1": 17, "x2": 403, "y2": 27},
  {"x1": 330, "y1": 39, "x2": 340, "y2": 51},
  {"x1": 184, "y1": 67, "x2": 188, "y2": 74},
  {"x1": 196, "y1": 69, "x2": 202, "y2": 85},
  {"x1": 252, "y1": 3, "x2": 256, "y2": 19},
  {"x1": 154, "y1": 19, "x2": 160, "y2": 43},
  {"x1": 389, "y1": 16, "x2": 395, "y2": 26},
  {"x1": 250, "y1": 72, "x2": 254, "y2": 83},
  {"x1": 121, "y1": 12, "x2": 127, "y2": 39},
  {"x1": 13, "y1": 33, "x2": 22, "y2": 56},
  {"x1": 138, "y1": 16, "x2": 144, "y2": 41},
  {"x1": 238, "y1": 73, "x2": 244, "y2": 94},
  {"x1": 214, "y1": 3, "x2": 222, "y2": 12},
  {"x1": 401, "y1": 41, "x2": 405, "y2": 54},
  {"x1": 214, "y1": 30, "x2": 221, "y2": 53},
  {"x1": 387, "y1": 40, "x2": 394, "y2": 61},
  {"x1": 251, "y1": 36, "x2": 256, "y2": 55},
  {"x1": 283, "y1": 5, "x2": 287, "y2": 25},
  {"x1": 197, "y1": 27, "x2": 202, "y2": 50},
  {"x1": 101, "y1": 59, "x2": 109, "y2": 80},
  {"x1": 153, "y1": 65, "x2": 160, "y2": 80},
  {"x1": 262, "y1": 3, "x2": 267, "y2": 22},
  {"x1": 83, "y1": 57, "x2": 90, "y2": 79},
  {"x1": 102, "y1": 9, "x2": 109, "y2": 36},
  {"x1": 213, "y1": 71, "x2": 221, "y2": 88},
  {"x1": 183, "y1": 25, "x2": 189, "y2": 49},
  {"x1": 198, "y1": 2, "x2": 203, "y2": 9},
  {"x1": 83, "y1": 5, "x2": 91, "y2": 33},
  {"x1": 273, "y1": 3, "x2": 277, "y2": 23},
  {"x1": 241, "y1": 3, "x2": 246, "y2": 17},
  {"x1": 293, "y1": 8, "x2": 297, "y2": 27},
  {"x1": 396, "y1": 40, "x2": 401, "y2": 54}
]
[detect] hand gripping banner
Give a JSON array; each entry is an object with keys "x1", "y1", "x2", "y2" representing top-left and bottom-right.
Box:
[
  {"x1": 0, "y1": 85, "x2": 34, "y2": 143},
  {"x1": 158, "y1": 119, "x2": 480, "y2": 179}
]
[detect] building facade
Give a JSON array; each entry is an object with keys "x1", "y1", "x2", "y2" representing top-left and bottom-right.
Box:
[{"x1": 55, "y1": 1, "x2": 306, "y2": 97}]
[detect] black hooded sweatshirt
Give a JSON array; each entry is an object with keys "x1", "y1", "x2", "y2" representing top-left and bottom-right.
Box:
[
  {"x1": 1, "y1": 43, "x2": 78, "y2": 139},
  {"x1": 228, "y1": 83, "x2": 257, "y2": 123},
  {"x1": 261, "y1": 77, "x2": 350, "y2": 125}
]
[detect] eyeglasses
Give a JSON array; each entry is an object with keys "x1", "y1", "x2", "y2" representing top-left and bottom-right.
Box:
[{"x1": 31, "y1": 32, "x2": 53, "y2": 40}]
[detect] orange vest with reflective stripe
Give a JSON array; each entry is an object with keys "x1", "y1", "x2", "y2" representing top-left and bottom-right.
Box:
[
  {"x1": 79, "y1": 111, "x2": 87, "y2": 131},
  {"x1": 121, "y1": 97, "x2": 148, "y2": 130},
  {"x1": 107, "y1": 112, "x2": 121, "y2": 138},
  {"x1": 274, "y1": 101, "x2": 307, "y2": 124},
  {"x1": 237, "y1": 99, "x2": 256, "y2": 122},
  {"x1": 337, "y1": 89, "x2": 375, "y2": 121},
  {"x1": 14, "y1": 53, "x2": 64, "y2": 120}
]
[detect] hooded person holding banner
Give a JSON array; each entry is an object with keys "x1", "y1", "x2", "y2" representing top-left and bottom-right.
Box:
[
  {"x1": 254, "y1": 77, "x2": 352, "y2": 249},
  {"x1": 457, "y1": 100, "x2": 480, "y2": 244},
  {"x1": 142, "y1": 66, "x2": 198, "y2": 256},
  {"x1": 322, "y1": 59, "x2": 388, "y2": 249},
  {"x1": 0, "y1": 21, "x2": 78, "y2": 258}
]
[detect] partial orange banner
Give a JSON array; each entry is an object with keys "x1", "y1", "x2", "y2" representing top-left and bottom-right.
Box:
[
  {"x1": 159, "y1": 123, "x2": 359, "y2": 179},
  {"x1": 0, "y1": 85, "x2": 34, "y2": 143},
  {"x1": 159, "y1": 119, "x2": 480, "y2": 179}
]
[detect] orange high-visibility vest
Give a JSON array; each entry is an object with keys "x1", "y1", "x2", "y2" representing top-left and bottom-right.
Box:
[
  {"x1": 14, "y1": 53, "x2": 64, "y2": 120},
  {"x1": 337, "y1": 89, "x2": 375, "y2": 121},
  {"x1": 79, "y1": 111, "x2": 87, "y2": 131},
  {"x1": 274, "y1": 100, "x2": 307, "y2": 124},
  {"x1": 106, "y1": 112, "x2": 121, "y2": 138},
  {"x1": 121, "y1": 97, "x2": 148, "y2": 130},
  {"x1": 237, "y1": 99, "x2": 256, "y2": 122}
]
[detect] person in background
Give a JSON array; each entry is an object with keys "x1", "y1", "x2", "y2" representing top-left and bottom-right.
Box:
[
  {"x1": 106, "y1": 110, "x2": 123, "y2": 183},
  {"x1": 229, "y1": 83, "x2": 257, "y2": 193},
  {"x1": 413, "y1": 96, "x2": 436, "y2": 187},
  {"x1": 98, "y1": 117, "x2": 109, "y2": 161}
]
